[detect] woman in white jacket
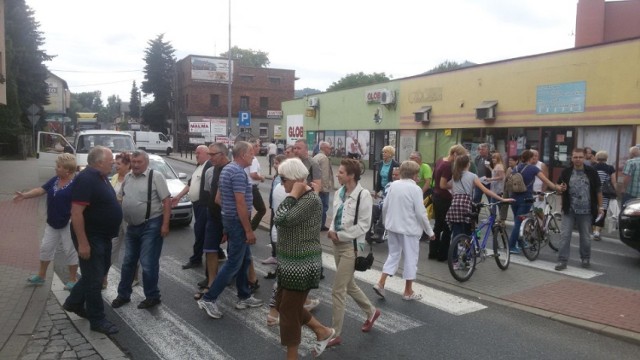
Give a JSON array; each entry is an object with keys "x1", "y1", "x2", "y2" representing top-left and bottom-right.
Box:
[
  {"x1": 327, "y1": 159, "x2": 381, "y2": 348},
  {"x1": 373, "y1": 160, "x2": 435, "y2": 301}
]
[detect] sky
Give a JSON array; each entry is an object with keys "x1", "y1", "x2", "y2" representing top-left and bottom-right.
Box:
[{"x1": 27, "y1": 0, "x2": 579, "y2": 103}]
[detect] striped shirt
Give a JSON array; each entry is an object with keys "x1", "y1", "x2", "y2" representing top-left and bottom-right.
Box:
[{"x1": 219, "y1": 162, "x2": 252, "y2": 218}]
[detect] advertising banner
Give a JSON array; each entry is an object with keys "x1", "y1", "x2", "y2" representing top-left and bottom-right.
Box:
[
  {"x1": 189, "y1": 121, "x2": 210, "y2": 133},
  {"x1": 286, "y1": 115, "x2": 304, "y2": 145},
  {"x1": 191, "y1": 57, "x2": 233, "y2": 83}
]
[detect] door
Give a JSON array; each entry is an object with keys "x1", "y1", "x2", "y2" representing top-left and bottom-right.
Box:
[{"x1": 37, "y1": 132, "x2": 74, "y2": 179}]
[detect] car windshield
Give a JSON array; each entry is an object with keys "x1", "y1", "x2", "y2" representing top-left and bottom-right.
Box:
[
  {"x1": 148, "y1": 158, "x2": 178, "y2": 180},
  {"x1": 76, "y1": 134, "x2": 136, "y2": 154}
]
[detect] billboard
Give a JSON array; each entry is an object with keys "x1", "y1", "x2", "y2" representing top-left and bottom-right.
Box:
[
  {"x1": 191, "y1": 57, "x2": 233, "y2": 83},
  {"x1": 286, "y1": 115, "x2": 303, "y2": 145}
]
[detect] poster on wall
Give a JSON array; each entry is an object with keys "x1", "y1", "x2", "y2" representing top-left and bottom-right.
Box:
[
  {"x1": 358, "y1": 131, "x2": 370, "y2": 160},
  {"x1": 286, "y1": 115, "x2": 304, "y2": 145},
  {"x1": 399, "y1": 130, "x2": 416, "y2": 161},
  {"x1": 334, "y1": 131, "x2": 346, "y2": 158},
  {"x1": 346, "y1": 131, "x2": 364, "y2": 159},
  {"x1": 325, "y1": 131, "x2": 335, "y2": 157}
]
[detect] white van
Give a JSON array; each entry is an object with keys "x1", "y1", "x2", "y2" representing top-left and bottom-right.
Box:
[
  {"x1": 128, "y1": 131, "x2": 173, "y2": 155},
  {"x1": 37, "y1": 130, "x2": 136, "y2": 179}
]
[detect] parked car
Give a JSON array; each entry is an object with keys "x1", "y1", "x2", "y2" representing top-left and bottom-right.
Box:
[
  {"x1": 619, "y1": 198, "x2": 640, "y2": 252},
  {"x1": 148, "y1": 154, "x2": 193, "y2": 227}
]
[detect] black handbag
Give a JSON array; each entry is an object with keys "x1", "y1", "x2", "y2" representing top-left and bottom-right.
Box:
[
  {"x1": 601, "y1": 178, "x2": 617, "y2": 198},
  {"x1": 351, "y1": 190, "x2": 374, "y2": 271}
]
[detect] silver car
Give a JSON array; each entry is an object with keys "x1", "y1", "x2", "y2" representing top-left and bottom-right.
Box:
[{"x1": 148, "y1": 154, "x2": 193, "y2": 226}]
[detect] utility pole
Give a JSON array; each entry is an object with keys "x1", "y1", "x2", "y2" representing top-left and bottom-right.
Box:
[{"x1": 227, "y1": 0, "x2": 232, "y2": 138}]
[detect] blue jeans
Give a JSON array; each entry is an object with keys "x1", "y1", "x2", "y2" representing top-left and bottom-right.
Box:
[
  {"x1": 557, "y1": 210, "x2": 592, "y2": 263},
  {"x1": 118, "y1": 216, "x2": 164, "y2": 300},
  {"x1": 190, "y1": 204, "x2": 208, "y2": 264},
  {"x1": 319, "y1": 191, "x2": 330, "y2": 228},
  {"x1": 203, "y1": 217, "x2": 252, "y2": 302},
  {"x1": 64, "y1": 232, "x2": 111, "y2": 327},
  {"x1": 509, "y1": 193, "x2": 532, "y2": 249},
  {"x1": 450, "y1": 222, "x2": 472, "y2": 243}
]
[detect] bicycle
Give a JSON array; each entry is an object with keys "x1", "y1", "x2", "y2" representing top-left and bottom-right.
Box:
[
  {"x1": 519, "y1": 191, "x2": 562, "y2": 261},
  {"x1": 448, "y1": 201, "x2": 511, "y2": 282}
]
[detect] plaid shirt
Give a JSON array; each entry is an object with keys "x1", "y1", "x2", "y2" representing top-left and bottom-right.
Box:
[
  {"x1": 446, "y1": 193, "x2": 473, "y2": 225},
  {"x1": 623, "y1": 157, "x2": 640, "y2": 197}
]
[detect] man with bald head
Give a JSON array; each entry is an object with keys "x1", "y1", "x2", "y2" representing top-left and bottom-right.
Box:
[{"x1": 173, "y1": 145, "x2": 214, "y2": 269}]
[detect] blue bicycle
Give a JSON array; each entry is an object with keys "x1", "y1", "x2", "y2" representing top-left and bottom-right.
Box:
[{"x1": 448, "y1": 201, "x2": 511, "y2": 282}]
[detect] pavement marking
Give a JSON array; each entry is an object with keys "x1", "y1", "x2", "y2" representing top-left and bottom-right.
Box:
[
  {"x1": 320, "y1": 253, "x2": 487, "y2": 316},
  {"x1": 508, "y1": 254, "x2": 604, "y2": 279},
  {"x1": 104, "y1": 268, "x2": 235, "y2": 360},
  {"x1": 252, "y1": 259, "x2": 425, "y2": 334}
]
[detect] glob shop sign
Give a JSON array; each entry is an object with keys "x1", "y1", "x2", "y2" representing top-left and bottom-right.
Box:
[
  {"x1": 365, "y1": 89, "x2": 387, "y2": 103},
  {"x1": 288, "y1": 126, "x2": 304, "y2": 138}
]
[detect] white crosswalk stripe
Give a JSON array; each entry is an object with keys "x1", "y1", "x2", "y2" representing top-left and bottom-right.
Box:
[{"x1": 509, "y1": 254, "x2": 603, "y2": 279}]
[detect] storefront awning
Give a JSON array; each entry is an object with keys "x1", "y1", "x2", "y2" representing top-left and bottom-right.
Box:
[{"x1": 475, "y1": 100, "x2": 498, "y2": 109}]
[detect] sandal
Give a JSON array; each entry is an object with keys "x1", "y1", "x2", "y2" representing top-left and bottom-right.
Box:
[
  {"x1": 27, "y1": 275, "x2": 45, "y2": 285},
  {"x1": 64, "y1": 281, "x2": 77, "y2": 290},
  {"x1": 303, "y1": 298, "x2": 320, "y2": 311},
  {"x1": 267, "y1": 314, "x2": 279, "y2": 327},
  {"x1": 194, "y1": 287, "x2": 209, "y2": 301},
  {"x1": 402, "y1": 292, "x2": 423, "y2": 301},
  {"x1": 312, "y1": 328, "x2": 335, "y2": 358}
]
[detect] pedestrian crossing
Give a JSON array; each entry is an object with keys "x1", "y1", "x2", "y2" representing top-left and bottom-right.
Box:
[
  {"x1": 509, "y1": 254, "x2": 603, "y2": 279},
  {"x1": 101, "y1": 252, "x2": 489, "y2": 359}
]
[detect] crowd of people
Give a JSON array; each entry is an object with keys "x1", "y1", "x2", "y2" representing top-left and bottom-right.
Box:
[{"x1": 14, "y1": 137, "x2": 640, "y2": 358}]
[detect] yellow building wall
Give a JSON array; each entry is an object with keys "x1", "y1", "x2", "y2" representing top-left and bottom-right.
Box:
[{"x1": 399, "y1": 38, "x2": 640, "y2": 130}]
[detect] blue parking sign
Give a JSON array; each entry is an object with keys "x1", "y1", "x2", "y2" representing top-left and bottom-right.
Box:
[{"x1": 238, "y1": 111, "x2": 251, "y2": 127}]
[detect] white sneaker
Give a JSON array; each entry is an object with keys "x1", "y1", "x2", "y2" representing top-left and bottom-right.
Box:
[
  {"x1": 592, "y1": 232, "x2": 601, "y2": 241},
  {"x1": 261, "y1": 256, "x2": 278, "y2": 265},
  {"x1": 197, "y1": 299, "x2": 222, "y2": 319},
  {"x1": 235, "y1": 296, "x2": 264, "y2": 309}
]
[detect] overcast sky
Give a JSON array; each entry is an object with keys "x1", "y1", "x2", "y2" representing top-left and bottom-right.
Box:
[{"x1": 27, "y1": 0, "x2": 579, "y2": 103}]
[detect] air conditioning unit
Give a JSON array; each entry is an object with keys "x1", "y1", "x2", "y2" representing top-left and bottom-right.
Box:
[
  {"x1": 308, "y1": 97, "x2": 319, "y2": 108},
  {"x1": 380, "y1": 90, "x2": 395, "y2": 105}
]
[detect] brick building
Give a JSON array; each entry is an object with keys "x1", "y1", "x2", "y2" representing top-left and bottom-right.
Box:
[
  {"x1": 174, "y1": 55, "x2": 295, "y2": 147},
  {"x1": 575, "y1": 0, "x2": 640, "y2": 47}
]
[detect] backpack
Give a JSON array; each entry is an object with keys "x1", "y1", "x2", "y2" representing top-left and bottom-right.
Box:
[{"x1": 505, "y1": 165, "x2": 529, "y2": 193}]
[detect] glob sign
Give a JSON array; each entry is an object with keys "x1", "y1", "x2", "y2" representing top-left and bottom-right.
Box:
[{"x1": 288, "y1": 126, "x2": 304, "y2": 138}]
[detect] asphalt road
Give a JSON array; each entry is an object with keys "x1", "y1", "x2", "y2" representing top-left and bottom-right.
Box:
[{"x1": 52, "y1": 157, "x2": 640, "y2": 359}]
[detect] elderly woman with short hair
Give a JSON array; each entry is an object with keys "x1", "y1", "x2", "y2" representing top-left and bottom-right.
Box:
[
  {"x1": 373, "y1": 160, "x2": 435, "y2": 301},
  {"x1": 375, "y1": 145, "x2": 400, "y2": 195},
  {"x1": 273, "y1": 158, "x2": 334, "y2": 359}
]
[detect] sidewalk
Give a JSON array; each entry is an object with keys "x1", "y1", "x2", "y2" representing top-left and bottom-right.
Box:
[
  {"x1": 170, "y1": 151, "x2": 640, "y2": 345},
  {"x1": 0, "y1": 159, "x2": 126, "y2": 360}
]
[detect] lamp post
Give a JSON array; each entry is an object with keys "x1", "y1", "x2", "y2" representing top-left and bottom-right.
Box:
[{"x1": 227, "y1": 0, "x2": 232, "y2": 137}]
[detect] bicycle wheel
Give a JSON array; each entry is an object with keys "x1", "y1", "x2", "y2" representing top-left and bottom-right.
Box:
[
  {"x1": 448, "y1": 234, "x2": 477, "y2": 282},
  {"x1": 359, "y1": 160, "x2": 366, "y2": 175},
  {"x1": 546, "y1": 213, "x2": 562, "y2": 251},
  {"x1": 493, "y1": 225, "x2": 510, "y2": 270},
  {"x1": 520, "y1": 218, "x2": 541, "y2": 261}
]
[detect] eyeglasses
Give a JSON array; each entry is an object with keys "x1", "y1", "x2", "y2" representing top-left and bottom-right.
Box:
[{"x1": 208, "y1": 152, "x2": 221, "y2": 157}]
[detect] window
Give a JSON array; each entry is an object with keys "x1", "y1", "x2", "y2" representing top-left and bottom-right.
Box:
[
  {"x1": 240, "y1": 96, "x2": 250, "y2": 110},
  {"x1": 475, "y1": 101, "x2": 498, "y2": 120},
  {"x1": 185, "y1": 94, "x2": 189, "y2": 107},
  {"x1": 210, "y1": 94, "x2": 219, "y2": 107},
  {"x1": 414, "y1": 106, "x2": 432, "y2": 123},
  {"x1": 260, "y1": 97, "x2": 268, "y2": 109},
  {"x1": 268, "y1": 77, "x2": 281, "y2": 85},
  {"x1": 259, "y1": 123, "x2": 268, "y2": 138},
  {"x1": 240, "y1": 74, "x2": 254, "y2": 83}
]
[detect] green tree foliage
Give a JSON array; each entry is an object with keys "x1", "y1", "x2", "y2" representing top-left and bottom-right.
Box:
[
  {"x1": 101, "y1": 95, "x2": 122, "y2": 125},
  {"x1": 129, "y1": 81, "x2": 141, "y2": 119},
  {"x1": 425, "y1": 60, "x2": 474, "y2": 74},
  {"x1": 295, "y1": 88, "x2": 322, "y2": 98},
  {"x1": 0, "y1": 0, "x2": 52, "y2": 134},
  {"x1": 141, "y1": 34, "x2": 176, "y2": 133},
  {"x1": 326, "y1": 72, "x2": 391, "y2": 92},
  {"x1": 220, "y1": 46, "x2": 270, "y2": 68}
]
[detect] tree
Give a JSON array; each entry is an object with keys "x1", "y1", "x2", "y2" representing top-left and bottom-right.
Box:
[
  {"x1": 220, "y1": 46, "x2": 269, "y2": 68},
  {"x1": 425, "y1": 60, "x2": 475, "y2": 75},
  {"x1": 141, "y1": 34, "x2": 176, "y2": 132},
  {"x1": 0, "y1": 0, "x2": 52, "y2": 135},
  {"x1": 326, "y1": 72, "x2": 391, "y2": 92},
  {"x1": 295, "y1": 88, "x2": 322, "y2": 98},
  {"x1": 129, "y1": 81, "x2": 141, "y2": 120},
  {"x1": 102, "y1": 95, "x2": 122, "y2": 125}
]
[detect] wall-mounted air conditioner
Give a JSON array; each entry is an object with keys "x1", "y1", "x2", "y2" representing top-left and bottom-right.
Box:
[
  {"x1": 380, "y1": 90, "x2": 395, "y2": 105},
  {"x1": 308, "y1": 97, "x2": 319, "y2": 108}
]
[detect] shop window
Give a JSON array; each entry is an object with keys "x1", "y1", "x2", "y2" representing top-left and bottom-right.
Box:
[
  {"x1": 476, "y1": 101, "x2": 498, "y2": 120},
  {"x1": 260, "y1": 97, "x2": 268, "y2": 109}
]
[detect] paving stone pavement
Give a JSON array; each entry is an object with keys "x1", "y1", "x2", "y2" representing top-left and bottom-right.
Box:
[{"x1": 19, "y1": 294, "x2": 103, "y2": 360}]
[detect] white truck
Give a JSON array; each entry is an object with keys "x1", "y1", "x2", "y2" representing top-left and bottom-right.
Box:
[
  {"x1": 37, "y1": 130, "x2": 136, "y2": 179},
  {"x1": 127, "y1": 131, "x2": 173, "y2": 155}
]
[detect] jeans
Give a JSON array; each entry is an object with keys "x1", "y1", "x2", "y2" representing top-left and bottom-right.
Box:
[
  {"x1": 509, "y1": 193, "x2": 532, "y2": 249},
  {"x1": 319, "y1": 191, "x2": 330, "y2": 228},
  {"x1": 558, "y1": 210, "x2": 592, "y2": 263},
  {"x1": 190, "y1": 204, "x2": 208, "y2": 264},
  {"x1": 203, "y1": 217, "x2": 252, "y2": 302},
  {"x1": 473, "y1": 186, "x2": 485, "y2": 204},
  {"x1": 65, "y1": 232, "x2": 111, "y2": 327},
  {"x1": 250, "y1": 185, "x2": 266, "y2": 231},
  {"x1": 118, "y1": 216, "x2": 164, "y2": 300},
  {"x1": 450, "y1": 222, "x2": 472, "y2": 243}
]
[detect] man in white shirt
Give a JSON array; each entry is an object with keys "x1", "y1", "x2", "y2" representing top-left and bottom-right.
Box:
[
  {"x1": 267, "y1": 141, "x2": 278, "y2": 175},
  {"x1": 313, "y1": 141, "x2": 334, "y2": 231},
  {"x1": 246, "y1": 140, "x2": 266, "y2": 231}
]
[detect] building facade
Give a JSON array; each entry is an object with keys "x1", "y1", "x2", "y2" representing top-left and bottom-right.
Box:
[
  {"x1": 43, "y1": 72, "x2": 71, "y2": 135},
  {"x1": 575, "y1": 0, "x2": 640, "y2": 47},
  {"x1": 174, "y1": 55, "x2": 295, "y2": 148},
  {"x1": 0, "y1": 0, "x2": 6, "y2": 105},
  {"x1": 282, "y1": 37, "x2": 640, "y2": 182}
]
